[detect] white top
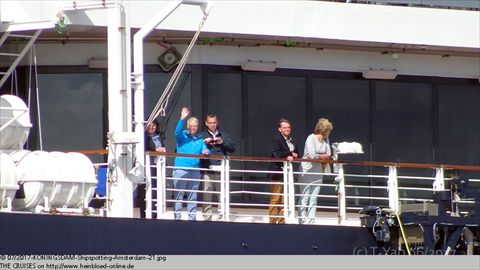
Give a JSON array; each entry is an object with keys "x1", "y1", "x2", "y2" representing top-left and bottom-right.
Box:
[{"x1": 300, "y1": 133, "x2": 331, "y2": 173}]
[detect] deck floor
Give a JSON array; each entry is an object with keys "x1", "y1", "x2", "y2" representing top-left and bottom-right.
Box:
[{"x1": 134, "y1": 207, "x2": 362, "y2": 226}]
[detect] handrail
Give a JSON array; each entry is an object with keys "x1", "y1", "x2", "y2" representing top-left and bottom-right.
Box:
[
  {"x1": 147, "y1": 151, "x2": 480, "y2": 171},
  {"x1": 69, "y1": 149, "x2": 480, "y2": 171},
  {"x1": 74, "y1": 149, "x2": 108, "y2": 155}
]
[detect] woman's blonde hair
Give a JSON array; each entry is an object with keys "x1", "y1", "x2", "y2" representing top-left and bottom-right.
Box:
[{"x1": 314, "y1": 118, "x2": 333, "y2": 136}]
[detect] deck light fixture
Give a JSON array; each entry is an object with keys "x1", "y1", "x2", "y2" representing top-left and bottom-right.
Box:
[
  {"x1": 241, "y1": 60, "x2": 277, "y2": 72},
  {"x1": 87, "y1": 58, "x2": 108, "y2": 69},
  {"x1": 362, "y1": 68, "x2": 397, "y2": 80}
]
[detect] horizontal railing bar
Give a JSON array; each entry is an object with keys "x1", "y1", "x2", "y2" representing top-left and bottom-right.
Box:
[
  {"x1": 229, "y1": 191, "x2": 278, "y2": 196},
  {"x1": 342, "y1": 173, "x2": 389, "y2": 179},
  {"x1": 398, "y1": 187, "x2": 435, "y2": 191},
  {"x1": 399, "y1": 198, "x2": 434, "y2": 202},
  {"x1": 164, "y1": 177, "x2": 204, "y2": 182},
  {"x1": 145, "y1": 151, "x2": 480, "y2": 171},
  {"x1": 397, "y1": 176, "x2": 435, "y2": 180},
  {"x1": 165, "y1": 166, "x2": 210, "y2": 171},
  {"x1": 296, "y1": 183, "x2": 337, "y2": 187},
  {"x1": 346, "y1": 207, "x2": 364, "y2": 210},
  {"x1": 230, "y1": 169, "x2": 284, "y2": 174},
  {"x1": 345, "y1": 196, "x2": 389, "y2": 200},
  {"x1": 231, "y1": 213, "x2": 269, "y2": 218},
  {"x1": 298, "y1": 194, "x2": 338, "y2": 199},
  {"x1": 229, "y1": 180, "x2": 280, "y2": 185},
  {"x1": 292, "y1": 171, "x2": 337, "y2": 177},
  {"x1": 230, "y1": 203, "x2": 273, "y2": 207},
  {"x1": 344, "y1": 184, "x2": 388, "y2": 189},
  {"x1": 458, "y1": 200, "x2": 475, "y2": 204}
]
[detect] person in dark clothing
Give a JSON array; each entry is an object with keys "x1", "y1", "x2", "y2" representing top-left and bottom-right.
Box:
[
  {"x1": 200, "y1": 113, "x2": 236, "y2": 221},
  {"x1": 145, "y1": 119, "x2": 166, "y2": 153},
  {"x1": 138, "y1": 119, "x2": 165, "y2": 218},
  {"x1": 268, "y1": 118, "x2": 298, "y2": 224}
]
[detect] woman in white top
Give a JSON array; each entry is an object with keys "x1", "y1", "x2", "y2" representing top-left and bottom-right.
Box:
[{"x1": 298, "y1": 118, "x2": 333, "y2": 224}]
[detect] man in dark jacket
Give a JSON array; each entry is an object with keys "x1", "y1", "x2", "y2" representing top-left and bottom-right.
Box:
[
  {"x1": 201, "y1": 113, "x2": 236, "y2": 221},
  {"x1": 269, "y1": 118, "x2": 298, "y2": 224}
]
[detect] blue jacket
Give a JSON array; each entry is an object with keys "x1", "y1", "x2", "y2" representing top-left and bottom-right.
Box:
[{"x1": 174, "y1": 118, "x2": 209, "y2": 168}]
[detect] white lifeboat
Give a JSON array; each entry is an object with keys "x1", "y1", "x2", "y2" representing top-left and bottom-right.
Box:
[
  {"x1": 0, "y1": 94, "x2": 31, "y2": 151},
  {"x1": 0, "y1": 153, "x2": 19, "y2": 210},
  {"x1": 12, "y1": 151, "x2": 97, "y2": 210}
]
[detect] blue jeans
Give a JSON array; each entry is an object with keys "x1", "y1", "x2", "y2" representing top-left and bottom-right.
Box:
[
  {"x1": 298, "y1": 182, "x2": 321, "y2": 224},
  {"x1": 173, "y1": 169, "x2": 200, "y2": 220}
]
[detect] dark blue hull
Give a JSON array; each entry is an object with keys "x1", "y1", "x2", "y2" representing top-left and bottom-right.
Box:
[{"x1": 0, "y1": 213, "x2": 376, "y2": 255}]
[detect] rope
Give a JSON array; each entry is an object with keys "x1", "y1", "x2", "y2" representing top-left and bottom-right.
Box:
[
  {"x1": 26, "y1": 47, "x2": 33, "y2": 149},
  {"x1": 33, "y1": 45, "x2": 43, "y2": 150},
  {"x1": 396, "y1": 212, "x2": 412, "y2": 255},
  {"x1": 27, "y1": 48, "x2": 32, "y2": 108},
  {"x1": 146, "y1": 9, "x2": 210, "y2": 128},
  {"x1": 10, "y1": 69, "x2": 18, "y2": 95}
]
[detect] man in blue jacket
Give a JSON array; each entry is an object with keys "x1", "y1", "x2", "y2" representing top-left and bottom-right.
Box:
[{"x1": 173, "y1": 107, "x2": 210, "y2": 221}]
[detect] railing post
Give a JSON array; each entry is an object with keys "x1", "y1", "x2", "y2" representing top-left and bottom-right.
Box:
[
  {"x1": 224, "y1": 158, "x2": 231, "y2": 222},
  {"x1": 219, "y1": 158, "x2": 225, "y2": 221},
  {"x1": 287, "y1": 161, "x2": 296, "y2": 223},
  {"x1": 433, "y1": 167, "x2": 445, "y2": 191},
  {"x1": 6, "y1": 197, "x2": 12, "y2": 212},
  {"x1": 157, "y1": 155, "x2": 166, "y2": 218},
  {"x1": 282, "y1": 161, "x2": 289, "y2": 223},
  {"x1": 337, "y1": 164, "x2": 346, "y2": 225},
  {"x1": 388, "y1": 166, "x2": 399, "y2": 213},
  {"x1": 145, "y1": 154, "x2": 152, "y2": 219}
]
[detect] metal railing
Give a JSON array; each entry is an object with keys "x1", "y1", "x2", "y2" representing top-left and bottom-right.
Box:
[
  {"x1": 144, "y1": 152, "x2": 480, "y2": 226},
  {"x1": 335, "y1": 0, "x2": 480, "y2": 10}
]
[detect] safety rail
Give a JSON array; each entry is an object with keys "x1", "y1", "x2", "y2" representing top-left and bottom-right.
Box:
[{"x1": 144, "y1": 151, "x2": 480, "y2": 226}]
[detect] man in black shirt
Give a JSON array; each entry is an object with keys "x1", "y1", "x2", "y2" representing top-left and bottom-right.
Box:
[{"x1": 200, "y1": 113, "x2": 236, "y2": 221}]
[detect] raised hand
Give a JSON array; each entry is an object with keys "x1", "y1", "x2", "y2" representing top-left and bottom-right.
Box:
[{"x1": 180, "y1": 107, "x2": 190, "y2": 120}]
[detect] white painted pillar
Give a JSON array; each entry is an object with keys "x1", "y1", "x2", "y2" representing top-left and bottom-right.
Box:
[
  {"x1": 433, "y1": 167, "x2": 445, "y2": 191},
  {"x1": 157, "y1": 155, "x2": 167, "y2": 219},
  {"x1": 106, "y1": 6, "x2": 133, "y2": 217},
  {"x1": 145, "y1": 154, "x2": 152, "y2": 219},
  {"x1": 387, "y1": 166, "x2": 399, "y2": 213},
  {"x1": 224, "y1": 158, "x2": 231, "y2": 222},
  {"x1": 287, "y1": 161, "x2": 296, "y2": 223},
  {"x1": 337, "y1": 164, "x2": 346, "y2": 225},
  {"x1": 282, "y1": 161, "x2": 289, "y2": 222}
]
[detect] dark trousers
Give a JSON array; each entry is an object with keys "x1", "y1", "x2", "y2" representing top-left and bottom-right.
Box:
[{"x1": 137, "y1": 166, "x2": 157, "y2": 218}]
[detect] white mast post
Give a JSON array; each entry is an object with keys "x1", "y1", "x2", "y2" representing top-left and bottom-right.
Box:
[
  {"x1": 132, "y1": 0, "x2": 209, "y2": 217},
  {"x1": 107, "y1": 3, "x2": 133, "y2": 217}
]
